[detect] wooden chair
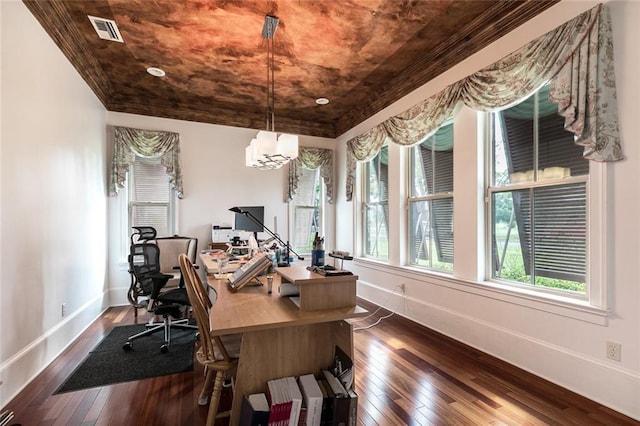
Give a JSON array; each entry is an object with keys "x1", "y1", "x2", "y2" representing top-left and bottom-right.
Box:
[{"x1": 178, "y1": 254, "x2": 240, "y2": 425}]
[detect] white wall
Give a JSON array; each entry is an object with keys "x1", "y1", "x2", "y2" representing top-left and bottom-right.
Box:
[
  {"x1": 0, "y1": 1, "x2": 109, "y2": 409},
  {"x1": 2, "y1": 0, "x2": 638, "y2": 420},
  {"x1": 106, "y1": 112, "x2": 335, "y2": 305},
  {"x1": 335, "y1": 0, "x2": 640, "y2": 420}
]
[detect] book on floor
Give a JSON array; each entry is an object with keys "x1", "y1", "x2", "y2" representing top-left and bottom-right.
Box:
[
  {"x1": 316, "y1": 378, "x2": 334, "y2": 426},
  {"x1": 266, "y1": 376, "x2": 303, "y2": 426},
  {"x1": 239, "y1": 393, "x2": 270, "y2": 426},
  {"x1": 298, "y1": 374, "x2": 323, "y2": 426},
  {"x1": 322, "y1": 370, "x2": 350, "y2": 426},
  {"x1": 346, "y1": 389, "x2": 358, "y2": 426}
]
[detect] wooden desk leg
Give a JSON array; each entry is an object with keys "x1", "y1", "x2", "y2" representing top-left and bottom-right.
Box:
[{"x1": 229, "y1": 321, "x2": 354, "y2": 425}]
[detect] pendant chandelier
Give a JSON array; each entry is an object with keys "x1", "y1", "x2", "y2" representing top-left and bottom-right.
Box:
[{"x1": 245, "y1": 15, "x2": 299, "y2": 170}]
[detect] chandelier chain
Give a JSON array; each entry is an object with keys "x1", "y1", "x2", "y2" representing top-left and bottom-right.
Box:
[{"x1": 245, "y1": 14, "x2": 298, "y2": 170}]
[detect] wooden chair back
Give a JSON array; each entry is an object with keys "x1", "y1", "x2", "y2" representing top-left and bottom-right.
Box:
[
  {"x1": 178, "y1": 254, "x2": 233, "y2": 366},
  {"x1": 179, "y1": 253, "x2": 239, "y2": 424},
  {"x1": 156, "y1": 236, "x2": 198, "y2": 288}
]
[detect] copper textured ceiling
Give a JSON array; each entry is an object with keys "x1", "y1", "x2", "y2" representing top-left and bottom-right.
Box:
[{"x1": 24, "y1": 0, "x2": 557, "y2": 139}]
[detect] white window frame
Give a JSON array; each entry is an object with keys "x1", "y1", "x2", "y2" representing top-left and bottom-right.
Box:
[
  {"x1": 289, "y1": 166, "x2": 324, "y2": 255},
  {"x1": 483, "y1": 109, "x2": 608, "y2": 310},
  {"x1": 407, "y1": 123, "x2": 454, "y2": 272},
  {"x1": 350, "y1": 106, "x2": 609, "y2": 320},
  {"x1": 361, "y1": 146, "x2": 389, "y2": 261}
]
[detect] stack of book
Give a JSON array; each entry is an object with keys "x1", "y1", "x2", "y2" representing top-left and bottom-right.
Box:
[
  {"x1": 318, "y1": 370, "x2": 357, "y2": 426},
  {"x1": 266, "y1": 376, "x2": 303, "y2": 426},
  {"x1": 239, "y1": 347, "x2": 358, "y2": 426}
]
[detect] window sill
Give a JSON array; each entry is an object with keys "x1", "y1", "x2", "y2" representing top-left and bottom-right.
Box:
[{"x1": 353, "y1": 258, "x2": 609, "y2": 325}]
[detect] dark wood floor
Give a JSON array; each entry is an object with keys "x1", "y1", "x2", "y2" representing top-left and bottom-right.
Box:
[{"x1": 3, "y1": 300, "x2": 638, "y2": 426}]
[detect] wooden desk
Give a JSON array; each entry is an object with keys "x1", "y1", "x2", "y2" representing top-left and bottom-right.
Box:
[{"x1": 207, "y1": 268, "x2": 367, "y2": 425}]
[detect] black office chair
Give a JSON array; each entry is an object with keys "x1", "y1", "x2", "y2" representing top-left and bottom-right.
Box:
[
  {"x1": 127, "y1": 226, "x2": 158, "y2": 316},
  {"x1": 127, "y1": 228, "x2": 199, "y2": 315},
  {"x1": 124, "y1": 227, "x2": 197, "y2": 353}
]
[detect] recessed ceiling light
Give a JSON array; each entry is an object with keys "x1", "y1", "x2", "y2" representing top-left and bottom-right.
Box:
[
  {"x1": 147, "y1": 67, "x2": 166, "y2": 77},
  {"x1": 315, "y1": 97, "x2": 329, "y2": 105}
]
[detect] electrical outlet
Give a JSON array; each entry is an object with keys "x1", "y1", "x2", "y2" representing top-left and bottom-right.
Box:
[
  {"x1": 399, "y1": 283, "x2": 406, "y2": 294},
  {"x1": 61, "y1": 303, "x2": 67, "y2": 318},
  {"x1": 606, "y1": 341, "x2": 621, "y2": 361}
]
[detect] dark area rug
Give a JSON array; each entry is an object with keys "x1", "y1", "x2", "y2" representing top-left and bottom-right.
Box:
[{"x1": 55, "y1": 323, "x2": 195, "y2": 394}]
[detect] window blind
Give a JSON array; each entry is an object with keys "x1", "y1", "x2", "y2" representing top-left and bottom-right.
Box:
[
  {"x1": 129, "y1": 157, "x2": 172, "y2": 237},
  {"x1": 501, "y1": 111, "x2": 587, "y2": 282}
]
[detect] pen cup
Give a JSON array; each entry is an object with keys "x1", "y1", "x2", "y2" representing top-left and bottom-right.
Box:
[{"x1": 311, "y1": 249, "x2": 325, "y2": 267}]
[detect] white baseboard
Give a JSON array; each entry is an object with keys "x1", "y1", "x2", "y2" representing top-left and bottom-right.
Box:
[
  {"x1": 0, "y1": 293, "x2": 108, "y2": 410},
  {"x1": 357, "y1": 280, "x2": 640, "y2": 421},
  {"x1": 109, "y1": 285, "x2": 131, "y2": 307}
]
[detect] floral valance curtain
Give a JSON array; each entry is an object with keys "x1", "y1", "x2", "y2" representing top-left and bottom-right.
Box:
[
  {"x1": 110, "y1": 126, "x2": 184, "y2": 198},
  {"x1": 345, "y1": 3, "x2": 622, "y2": 201},
  {"x1": 288, "y1": 147, "x2": 334, "y2": 204}
]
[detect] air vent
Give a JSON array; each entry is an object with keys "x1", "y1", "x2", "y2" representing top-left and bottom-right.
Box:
[{"x1": 88, "y1": 15, "x2": 124, "y2": 43}]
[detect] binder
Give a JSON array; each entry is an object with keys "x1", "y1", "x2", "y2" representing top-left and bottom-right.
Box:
[
  {"x1": 347, "y1": 389, "x2": 358, "y2": 426},
  {"x1": 239, "y1": 393, "x2": 270, "y2": 426},
  {"x1": 316, "y1": 378, "x2": 334, "y2": 426},
  {"x1": 322, "y1": 370, "x2": 350, "y2": 426}
]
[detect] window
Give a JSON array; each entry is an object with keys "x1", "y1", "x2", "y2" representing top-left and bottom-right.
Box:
[
  {"x1": 408, "y1": 122, "x2": 454, "y2": 271},
  {"x1": 128, "y1": 156, "x2": 175, "y2": 237},
  {"x1": 489, "y1": 84, "x2": 589, "y2": 295},
  {"x1": 291, "y1": 166, "x2": 323, "y2": 254},
  {"x1": 363, "y1": 145, "x2": 389, "y2": 259}
]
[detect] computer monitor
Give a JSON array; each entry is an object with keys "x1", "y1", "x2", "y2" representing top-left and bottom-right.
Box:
[{"x1": 233, "y1": 206, "x2": 264, "y2": 236}]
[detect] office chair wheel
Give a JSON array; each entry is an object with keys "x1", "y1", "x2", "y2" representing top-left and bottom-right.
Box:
[
  {"x1": 123, "y1": 341, "x2": 133, "y2": 351},
  {"x1": 160, "y1": 344, "x2": 169, "y2": 353}
]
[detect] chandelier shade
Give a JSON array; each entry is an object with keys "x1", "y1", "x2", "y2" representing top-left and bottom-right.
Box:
[
  {"x1": 245, "y1": 131, "x2": 299, "y2": 170},
  {"x1": 246, "y1": 15, "x2": 299, "y2": 170}
]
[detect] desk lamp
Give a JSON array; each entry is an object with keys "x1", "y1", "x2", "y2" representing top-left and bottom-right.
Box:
[{"x1": 229, "y1": 207, "x2": 304, "y2": 266}]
